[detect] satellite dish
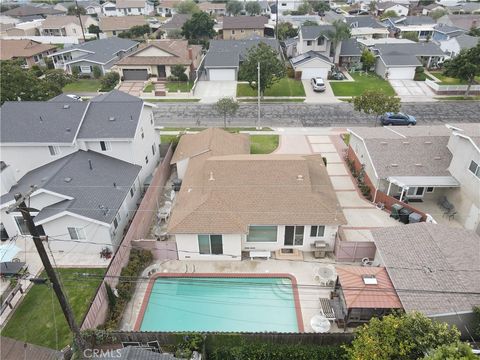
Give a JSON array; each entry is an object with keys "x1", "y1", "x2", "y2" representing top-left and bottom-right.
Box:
[{"x1": 310, "y1": 314, "x2": 331, "y2": 333}]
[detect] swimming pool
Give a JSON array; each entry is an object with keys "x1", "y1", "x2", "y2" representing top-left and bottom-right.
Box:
[{"x1": 137, "y1": 274, "x2": 303, "y2": 332}]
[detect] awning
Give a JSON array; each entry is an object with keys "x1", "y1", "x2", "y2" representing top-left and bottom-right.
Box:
[{"x1": 387, "y1": 176, "x2": 460, "y2": 188}]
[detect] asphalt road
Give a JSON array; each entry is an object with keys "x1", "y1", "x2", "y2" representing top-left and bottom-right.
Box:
[{"x1": 153, "y1": 101, "x2": 480, "y2": 127}]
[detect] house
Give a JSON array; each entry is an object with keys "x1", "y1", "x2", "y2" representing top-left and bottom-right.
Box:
[
  {"x1": 382, "y1": 15, "x2": 436, "y2": 40},
  {"x1": 346, "y1": 16, "x2": 390, "y2": 40},
  {"x1": 115, "y1": 0, "x2": 149, "y2": 16},
  {"x1": 275, "y1": 0, "x2": 302, "y2": 15},
  {"x1": 437, "y1": 14, "x2": 480, "y2": 31},
  {"x1": 40, "y1": 15, "x2": 98, "y2": 39},
  {"x1": 339, "y1": 38, "x2": 363, "y2": 68},
  {"x1": 439, "y1": 33, "x2": 479, "y2": 57},
  {"x1": 258, "y1": 1, "x2": 271, "y2": 16},
  {"x1": 0, "y1": 39, "x2": 57, "y2": 68},
  {"x1": 113, "y1": 40, "x2": 203, "y2": 80},
  {"x1": 54, "y1": 1, "x2": 102, "y2": 16},
  {"x1": 432, "y1": 23, "x2": 466, "y2": 42},
  {"x1": 2, "y1": 5, "x2": 65, "y2": 21},
  {"x1": 5, "y1": 19, "x2": 44, "y2": 37},
  {"x1": 160, "y1": 14, "x2": 191, "y2": 36},
  {"x1": 222, "y1": 16, "x2": 268, "y2": 40},
  {"x1": 290, "y1": 51, "x2": 334, "y2": 79},
  {"x1": 157, "y1": 0, "x2": 181, "y2": 17},
  {"x1": 371, "y1": 223, "x2": 480, "y2": 337},
  {"x1": 0, "y1": 90, "x2": 160, "y2": 188},
  {"x1": 99, "y1": 16, "x2": 148, "y2": 37},
  {"x1": 0, "y1": 336, "x2": 64, "y2": 360},
  {"x1": 167, "y1": 128, "x2": 346, "y2": 261},
  {"x1": 447, "y1": 2, "x2": 480, "y2": 15},
  {"x1": 295, "y1": 25, "x2": 335, "y2": 60},
  {"x1": 331, "y1": 266, "x2": 402, "y2": 328},
  {"x1": 102, "y1": 1, "x2": 118, "y2": 16},
  {"x1": 422, "y1": 3, "x2": 445, "y2": 16},
  {"x1": 373, "y1": 42, "x2": 445, "y2": 79},
  {"x1": 49, "y1": 37, "x2": 139, "y2": 76},
  {"x1": 198, "y1": 2, "x2": 226, "y2": 17},
  {"x1": 203, "y1": 38, "x2": 280, "y2": 81},
  {"x1": 376, "y1": 2, "x2": 410, "y2": 17}
]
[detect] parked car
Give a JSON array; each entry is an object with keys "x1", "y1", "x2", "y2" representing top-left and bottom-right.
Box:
[
  {"x1": 311, "y1": 77, "x2": 326, "y2": 92},
  {"x1": 348, "y1": 9, "x2": 369, "y2": 15},
  {"x1": 380, "y1": 112, "x2": 416, "y2": 126},
  {"x1": 66, "y1": 94, "x2": 82, "y2": 101}
]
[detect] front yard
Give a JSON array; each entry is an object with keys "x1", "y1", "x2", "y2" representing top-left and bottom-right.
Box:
[
  {"x1": 62, "y1": 79, "x2": 101, "y2": 93},
  {"x1": 237, "y1": 78, "x2": 305, "y2": 97},
  {"x1": 1, "y1": 268, "x2": 104, "y2": 349},
  {"x1": 330, "y1": 72, "x2": 395, "y2": 97},
  {"x1": 430, "y1": 71, "x2": 480, "y2": 85},
  {"x1": 143, "y1": 82, "x2": 194, "y2": 93},
  {"x1": 250, "y1": 135, "x2": 279, "y2": 154}
]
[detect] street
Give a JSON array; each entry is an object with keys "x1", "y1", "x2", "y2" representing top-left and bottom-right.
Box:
[{"x1": 153, "y1": 101, "x2": 480, "y2": 127}]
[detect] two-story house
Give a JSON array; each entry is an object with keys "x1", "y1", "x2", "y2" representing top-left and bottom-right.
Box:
[
  {"x1": 346, "y1": 16, "x2": 389, "y2": 40},
  {"x1": 295, "y1": 25, "x2": 334, "y2": 58},
  {"x1": 40, "y1": 15, "x2": 98, "y2": 39},
  {"x1": 116, "y1": 0, "x2": 149, "y2": 16},
  {"x1": 222, "y1": 16, "x2": 268, "y2": 40},
  {"x1": 54, "y1": 1, "x2": 102, "y2": 16},
  {"x1": 382, "y1": 15, "x2": 436, "y2": 41},
  {"x1": 102, "y1": 1, "x2": 118, "y2": 16}
]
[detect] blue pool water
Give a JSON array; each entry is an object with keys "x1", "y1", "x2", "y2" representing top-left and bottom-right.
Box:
[{"x1": 140, "y1": 277, "x2": 299, "y2": 332}]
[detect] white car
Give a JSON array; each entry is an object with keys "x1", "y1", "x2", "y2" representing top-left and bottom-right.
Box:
[
  {"x1": 311, "y1": 77, "x2": 326, "y2": 92},
  {"x1": 65, "y1": 94, "x2": 82, "y2": 101}
]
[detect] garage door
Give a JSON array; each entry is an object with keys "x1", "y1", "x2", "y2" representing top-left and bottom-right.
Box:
[
  {"x1": 208, "y1": 68, "x2": 236, "y2": 81},
  {"x1": 387, "y1": 67, "x2": 416, "y2": 80},
  {"x1": 123, "y1": 69, "x2": 149, "y2": 81},
  {"x1": 300, "y1": 68, "x2": 329, "y2": 80}
]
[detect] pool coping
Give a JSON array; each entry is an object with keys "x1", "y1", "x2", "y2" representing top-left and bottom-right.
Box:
[{"x1": 134, "y1": 273, "x2": 305, "y2": 333}]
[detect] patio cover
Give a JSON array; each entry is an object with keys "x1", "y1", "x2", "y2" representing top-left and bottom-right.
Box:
[{"x1": 387, "y1": 176, "x2": 460, "y2": 188}]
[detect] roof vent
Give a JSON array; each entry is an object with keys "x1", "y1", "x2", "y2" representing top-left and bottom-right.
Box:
[
  {"x1": 64, "y1": 177, "x2": 72, "y2": 183},
  {"x1": 391, "y1": 163, "x2": 398, "y2": 167},
  {"x1": 297, "y1": 175, "x2": 304, "y2": 181},
  {"x1": 380, "y1": 141, "x2": 388, "y2": 145},
  {"x1": 208, "y1": 171, "x2": 215, "y2": 181},
  {"x1": 109, "y1": 116, "x2": 115, "y2": 121},
  {"x1": 88, "y1": 159, "x2": 93, "y2": 170},
  {"x1": 362, "y1": 274, "x2": 378, "y2": 285},
  {"x1": 424, "y1": 141, "x2": 432, "y2": 144},
  {"x1": 66, "y1": 128, "x2": 71, "y2": 132},
  {"x1": 434, "y1": 156, "x2": 442, "y2": 160},
  {"x1": 113, "y1": 182, "x2": 117, "y2": 188},
  {"x1": 39, "y1": 115, "x2": 44, "y2": 122},
  {"x1": 415, "y1": 163, "x2": 423, "y2": 167},
  {"x1": 63, "y1": 104, "x2": 70, "y2": 109},
  {"x1": 402, "y1": 141, "x2": 409, "y2": 145}
]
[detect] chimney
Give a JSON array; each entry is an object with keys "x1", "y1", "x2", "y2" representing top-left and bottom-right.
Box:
[
  {"x1": 88, "y1": 159, "x2": 93, "y2": 170},
  {"x1": 188, "y1": 47, "x2": 193, "y2": 60}
]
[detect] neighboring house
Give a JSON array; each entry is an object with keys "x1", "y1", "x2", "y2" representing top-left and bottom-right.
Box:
[
  {"x1": 102, "y1": 1, "x2": 118, "y2": 16},
  {"x1": 2, "y1": 5, "x2": 65, "y2": 20},
  {"x1": 371, "y1": 223, "x2": 480, "y2": 337},
  {"x1": 198, "y1": 2, "x2": 226, "y2": 17},
  {"x1": 376, "y1": 2, "x2": 409, "y2": 17},
  {"x1": 222, "y1": 16, "x2": 268, "y2": 40},
  {"x1": 49, "y1": 37, "x2": 139, "y2": 76},
  {"x1": 382, "y1": 15, "x2": 436, "y2": 40},
  {"x1": 422, "y1": 3, "x2": 445, "y2": 16},
  {"x1": 54, "y1": 1, "x2": 102, "y2": 15},
  {"x1": 0, "y1": 90, "x2": 160, "y2": 188},
  {"x1": 339, "y1": 38, "x2": 363, "y2": 68},
  {"x1": 295, "y1": 25, "x2": 335, "y2": 60},
  {"x1": 115, "y1": 0, "x2": 149, "y2": 16},
  {"x1": 0, "y1": 337, "x2": 64, "y2": 360},
  {"x1": 167, "y1": 128, "x2": 346, "y2": 261},
  {"x1": 0, "y1": 39, "x2": 56, "y2": 68},
  {"x1": 331, "y1": 266, "x2": 402, "y2": 328},
  {"x1": 346, "y1": 16, "x2": 390, "y2": 40},
  {"x1": 373, "y1": 42, "x2": 445, "y2": 79},
  {"x1": 275, "y1": 0, "x2": 302, "y2": 14},
  {"x1": 40, "y1": 15, "x2": 98, "y2": 39},
  {"x1": 203, "y1": 38, "x2": 280, "y2": 81},
  {"x1": 448, "y1": 2, "x2": 480, "y2": 15},
  {"x1": 99, "y1": 15, "x2": 148, "y2": 37},
  {"x1": 439, "y1": 33, "x2": 479, "y2": 57},
  {"x1": 258, "y1": 1, "x2": 271, "y2": 16},
  {"x1": 160, "y1": 13, "x2": 191, "y2": 36},
  {"x1": 432, "y1": 23, "x2": 466, "y2": 42},
  {"x1": 282, "y1": 37, "x2": 297, "y2": 58},
  {"x1": 437, "y1": 14, "x2": 480, "y2": 31},
  {"x1": 290, "y1": 51, "x2": 334, "y2": 79},
  {"x1": 157, "y1": 0, "x2": 181, "y2": 17},
  {"x1": 5, "y1": 19, "x2": 44, "y2": 36},
  {"x1": 113, "y1": 40, "x2": 202, "y2": 80}
]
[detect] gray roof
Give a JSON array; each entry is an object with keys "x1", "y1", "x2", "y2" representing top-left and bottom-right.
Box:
[
  {"x1": 300, "y1": 25, "x2": 334, "y2": 40},
  {"x1": 448, "y1": 2, "x2": 480, "y2": 13},
  {"x1": 346, "y1": 16, "x2": 387, "y2": 29},
  {"x1": 372, "y1": 223, "x2": 480, "y2": 315},
  {"x1": 54, "y1": 37, "x2": 138, "y2": 65},
  {"x1": 290, "y1": 50, "x2": 333, "y2": 67},
  {"x1": 375, "y1": 42, "x2": 445, "y2": 57},
  {"x1": 400, "y1": 15, "x2": 435, "y2": 25},
  {"x1": 161, "y1": 14, "x2": 191, "y2": 30},
  {"x1": 377, "y1": 1, "x2": 408, "y2": 10},
  {"x1": 0, "y1": 150, "x2": 141, "y2": 224},
  {"x1": 222, "y1": 16, "x2": 268, "y2": 30},
  {"x1": 380, "y1": 53, "x2": 421, "y2": 66},
  {"x1": 103, "y1": 347, "x2": 181, "y2": 360},
  {"x1": 282, "y1": 37, "x2": 297, "y2": 47},
  {"x1": 433, "y1": 23, "x2": 465, "y2": 35},
  {"x1": 340, "y1": 38, "x2": 362, "y2": 56},
  {"x1": 0, "y1": 336, "x2": 63, "y2": 360},
  {"x1": 0, "y1": 101, "x2": 88, "y2": 144},
  {"x1": 438, "y1": 14, "x2": 480, "y2": 30},
  {"x1": 455, "y1": 34, "x2": 479, "y2": 50}
]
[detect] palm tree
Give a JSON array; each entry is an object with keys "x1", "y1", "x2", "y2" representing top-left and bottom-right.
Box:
[{"x1": 326, "y1": 20, "x2": 351, "y2": 65}]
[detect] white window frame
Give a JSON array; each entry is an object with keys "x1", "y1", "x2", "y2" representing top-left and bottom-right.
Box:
[
  {"x1": 469, "y1": 160, "x2": 480, "y2": 179},
  {"x1": 310, "y1": 225, "x2": 325, "y2": 237},
  {"x1": 198, "y1": 234, "x2": 223, "y2": 255},
  {"x1": 80, "y1": 65, "x2": 92, "y2": 73},
  {"x1": 113, "y1": 212, "x2": 121, "y2": 229},
  {"x1": 14, "y1": 216, "x2": 29, "y2": 235},
  {"x1": 246, "y1": 226, "x2": 278, "y2": 243},
  {"x1": 48, "y1": 145, "x2": 60, "y2": 156},
  {"x1": 100, "y1": 141, "x2": 111, "y2": 151},
  {"x1": 68, "y1": 227, "x2": 86, "y2": 240}
]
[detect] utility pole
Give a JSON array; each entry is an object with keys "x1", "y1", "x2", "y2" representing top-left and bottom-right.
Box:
[
  {"x1": 75, "y1": 0, "x2": 86, "y2": 42},
  {"x1": 275, "y1": 0, "x2": 279, "y2": 39},
  {"x1": 7, "y1": 190, "x2": 86, "y2": 354},
  {"x1": 257, "y1": 61, "x2": 261, "y2": 130}
]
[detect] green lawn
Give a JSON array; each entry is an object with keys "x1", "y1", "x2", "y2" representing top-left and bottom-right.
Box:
[
  {"x1": 237, "y1": 78, "x2": 306, "y2": 97},
  {"x1": 62, "y1": 79, "x2": 101, "y2": 93},
  {"x1": 166, "y1": 81, "x2": 193, "y2": 92},
  {"x1": 250, "y1": 135, "x2": 279, "y2": 154},
  {"x1": 144, "y1": 98, "x2": 200, "y2": 102},
  {"x1": 161, "y1": 135, "x2": 179, "y2": 143},
  {"x1": 239, "y1": 98, "x2": 305, "y2": 103},
  {"x1": 1, "y1": 268, "x2": 104, "y2": 349},
  {"x1": 430, "y1": 71, "x2": 480, "y2": 85},
  {"x1": 144, "y1": 83, "x2": 154, "y2": 92},
  {"x1": 330, "y1": 73, "x2": 395, "y2": 96},
  {"x1": 162, "y1": 127, "x2": 273, "y2": 132}
]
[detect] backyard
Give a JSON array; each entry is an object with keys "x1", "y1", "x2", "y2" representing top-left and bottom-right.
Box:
[
  {"x1": 1, "y1": 268, "x2": 104, "y2": 349},
  {"x1": 62, "y1": 79, "x2": 101, "y2": 93},
  {"x1": 430, "y1": 71, "x2": 480, "y2": 85},
  {"x1": 237, "y1": 78, "x2": 305, "y2": 97},
  {"x1": 330, "y1": 72, "x2": 395, "y2": 96}
]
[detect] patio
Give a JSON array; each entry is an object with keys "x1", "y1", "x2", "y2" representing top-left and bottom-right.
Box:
[{"x1": 411, "y1": 198, "x2": 463, "y2": 228}]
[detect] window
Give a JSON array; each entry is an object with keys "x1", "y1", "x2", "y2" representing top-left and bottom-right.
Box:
[
  {"x1": 310, "y1": 225, "x2": 325, "y2": 237},
  {"x1": 80, "y1": 65, "x2": 92, "y2": 73},
  {"x1": 284, "y1": 226, "x2": 304, "y2": 246},
  {"x1": 317, "y1": 37, "x2": 325, "y2": 46},
  {"x1": 112, "y1": 31, "x2": 117, "y2": 35},
  {"x1": 145, "y1": 155, "x2": 149, "y2": 164},
  {"x1": 128, "y1": 8, "x2": 131, "y2": 12},
  {"x1": 68, "y1": 227, "x2": 86, "y2": 240},
  {"x1": 48, "y1": 145, "x2": 60, "y2": 156},
  {"x1": 113, "y1": 213, "x2": 121, "y2": 229},
  {"x1": 198, "y1": 235, "x2": 223, "y2": 255},
  {"x1": 469, "y1": 160, "x2": 480, "y2": 178},
  {"x1": 100, "y1": 141, "x2": 111, "y2": 151},
  {"x1": 231, "y1": 30, "x2": 235, "y2": 34},
  {"x1": 130, "y1": 184, "x2": 136, "y2": 197},
  {"x1": 152, "y1": 143, "x2": 156, "y2": 155},
  {"x1": 241, "y1": 29, "x2": 244, "y2": 33},
  {"x1": 307, "y1": 40, "x2": 313, "y2": 46},
  {"x1": 34, "y1": 55, "x2": 40, "y2": 62},
  {"x1": 247, "y1": 226, "x2": 277, "y2": 242},
  {"x1": 14, "y1": 216, "x2": 29, "y2": 235},
  {"x1": 426, "y1": 187, "x2": 434, "y2": 193}
]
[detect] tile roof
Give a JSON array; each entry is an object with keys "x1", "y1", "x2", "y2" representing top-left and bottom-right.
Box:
[
  {"x1": 222, "y1": 16, "x2": 268, "y2": 30},
  {"x1": 198, "y1": 2, "x2": 226, "y2": 11},
  {"x1": 168, "y1": 129, "x2": 346, "y2": 234},
  {"x1": 0, "y1": 39, "x2": 56, "y2": 60},
  {"x1": 99, "y1": 15, "x2": 147, "y2": 31},
  {"x1": 371, "y1": 223, "x2": 480, "y2": 315},
  {"x1": 300, "y1": 25, "x2": 334, "y2": 40},
  {"x1": 336, "y1": 266, "x2": 403, "y2": 309},
  {"x1": 41, "y1": 15, "x2": 93, "y2": 28}
]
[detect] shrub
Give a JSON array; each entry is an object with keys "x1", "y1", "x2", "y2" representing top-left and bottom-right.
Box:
[
  {"x1": 71, "y1": 65, "x2": 80, "y2": 78},
  {"x1": 100, "y1": 72, "x2": 120, "y2": 92},
  {"x1": 286, "y1": 65, "x2": 295, "y2": 78},
  {"x1": 31, "y1": 65, "x2": 44, "y2": 77},
  {"x1": 93, "y1": 66, "x2": 102, "y2": 79}
]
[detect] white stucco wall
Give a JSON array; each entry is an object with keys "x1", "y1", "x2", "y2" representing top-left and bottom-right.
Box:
[
  {"x1": 175, "y1": 234, "x2": 243, "y2": 261},
  {"x1": 348, "y1": 132, "x2": 379, "y2": 187},
  {"x1": 176, "y1": 158, "x2": 189, "y2": 180},
  {"x1": 0, "y1": 165, "x2": 16, "y2": 196}
]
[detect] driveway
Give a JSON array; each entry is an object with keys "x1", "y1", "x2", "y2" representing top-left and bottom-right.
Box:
[
  {"x1": 194, "y1": 80, "x2": 237, "y2": 103},
  {"x1": 302, "y1": 79, "x2": 340, "y2": 104},
  {"x1": 118, "y1": 81, "x2": 145, "y2": 97},
  {"x1": 389, "y1": 79, "x2": 436, "y2": 102}
]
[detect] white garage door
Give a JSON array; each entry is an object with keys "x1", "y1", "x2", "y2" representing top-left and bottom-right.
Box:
[
  {"x1": 388, "y1": 67, "x2": 416, "y2": 80},
  {"x1": 300, "y1": 68, "x2": 329, "y2": 80},
  {"x1": 208, "y1": 68, "x2": 236, "y2": 81}
]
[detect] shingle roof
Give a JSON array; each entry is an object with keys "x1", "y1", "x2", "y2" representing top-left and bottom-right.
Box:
[
  {"x1": 454, "y1": 34, "x2": 479, "y2": 50},
  {"x1": 400, "y1": 15, "x2": 435, "y2": 25},
  {"x1": 340, "y1": 38, "x2": 362, "y2": 56},
  {"x1": 346, "y1": 16, "x2": 387, "y2": 29},
  {"x1": 198, "y1": 2, "x2": 226, "y2": 11},
  {"x1": 0, "y1": 150, "x2": 141, "y2": 224},
  {"x1": 222, "y1": 16, "x2": 268, "y2": 30},
  {"x1": 160, "y1": 14, "x2": 191, "y2": 30},
  {"x1": 380, "y1": 53, "x2": 421, "y2": 66},
  {"x1": 336, "y1": 266, "x2": 403, "y2": 309},
  {"x1": 116, "y1": 0, "x2": 145, "y2": 8},
  {"x1": 377, "y1": 1, "x2": 408, "y2": 10},
  {"x1": 371, "y1": 223, "x2": 480, "y2": 315},
  {"x1": 300, "y1": 25, "x2": 334, "y2": 40},
  {"x1": 99, "y1": 15, "x2": 147, "y2": 31},
  {"x1": 290, "y1": 50, "x2": 333, "y2": 67},
  {"x1": 438, "y1": 14, "x2": 480, "y2": 30},
  {"x1": 433, "y1": 23, "x2": 465, "y2": 35},
  {"x1": 375, "y1": 42, "x2": 445, "y2": 57},
  {"x1": 3, "y1": 5, "x2": 64, "y2": 17},
  {"x1": 0, "y1": 39, "x2": 56, "y2": 60},
  {"x1": 0, "y1": 336, "x2": 63, "y2": 360},
  {"x1": 41, "y1": 15, "x2": 93, "y2": 28}
]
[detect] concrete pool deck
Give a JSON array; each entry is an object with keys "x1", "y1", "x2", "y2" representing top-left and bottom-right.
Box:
[{"x1": 121, "y1": 257, "x2": 350, "y2": 333}]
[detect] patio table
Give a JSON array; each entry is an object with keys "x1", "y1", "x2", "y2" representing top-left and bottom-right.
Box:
[{"x1": 0, "y1": 261, "x2": 26, "y2": 277}]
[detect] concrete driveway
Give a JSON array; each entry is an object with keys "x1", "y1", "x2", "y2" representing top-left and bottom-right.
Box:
[
  {"x1": 194, "y1": 80, "x2": 237, "y2": 103},
  {"x1": 389, "y1": 79, "x2": 436, "y2": 102},
  {"x1": 118, "y1": 81, "x2": 145, "y2": 97},
  {"x1": 302, "y1": 79, "x2": 340, "y2": 104}
]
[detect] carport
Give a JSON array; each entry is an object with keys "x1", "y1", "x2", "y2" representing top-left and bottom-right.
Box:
[{"x1": 123, "y1": 69, "x2": 149, "y2": 81}]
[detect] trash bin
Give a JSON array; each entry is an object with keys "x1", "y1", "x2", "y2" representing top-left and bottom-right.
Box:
[
  {"x1": 409, "y1": 212, "x2": 422, "y2": 223},
  {"x1": 399, "y1": 208, "x2": 413, "y2": 224},
  {"x1": 172, "y1": 178, "x2": 182, "y2": 191},
  {"x1": 390, "y1": 204, "x2": 403, "y2": 219}
]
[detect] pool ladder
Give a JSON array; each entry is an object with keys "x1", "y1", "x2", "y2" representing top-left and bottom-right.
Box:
[{"x1": 184, "y1": 263, "x2": 196, "y2": 273}]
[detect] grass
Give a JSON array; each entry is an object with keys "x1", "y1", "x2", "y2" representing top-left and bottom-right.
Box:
[
  {"x1": 430, "y1": 71, "x2": 480, "y2": 85},
  {"x1": 144, "y1": 98, "x2": 200, "y2": 102},
  {"x1": 62, "y1": 79, "x2": 101, "y2": 93},
  {"x1": 161, "y1": 134, "x2": 179, "y2": 143},
  {"x1": 330, "y1": 72, "x2": 395, "y2": 97},
  {"x1": 1, "y1": 268, "x2": 104, "y2": 349},
  {"x1": 250, "y1": 135, "x2": 279, "y2": 154},
  {"x1": 166, "y1": 81, "x2": 194, "y2": 93},
  {"x1": 237, "y1": 78, "x2": 306, "y2": 97},
  {"x1": 343, "y1": 133, "x2": 350, "y2": 145},
  {"x1": 434, "y1": 96, "x2": 480, "y2": 101},
  {"x1": 144, "y1": 83, "x2": 154, "y2": 92},
  {"x1": 162, "y1": 127, "x2": 273, "y2": 132},
  {"x1": 239, "y1": 98, "x2": 305, "y2": 103}
]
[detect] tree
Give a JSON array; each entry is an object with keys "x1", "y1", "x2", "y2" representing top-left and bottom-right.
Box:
[
  {"x1": 92, "y1": 66, "x2": 102, "y2": 79},
  {"x1": 118, "y1": 24, "x2": 151, "y2": 39},
  {"x1": 226, "y1": 0, "x2": 243, "y2": 15},
  {"x1": 443, "y1": 43, "x2": 480, "y2": 96},
  {"x1": 67, "y1": 5, "x2": 86, "y2": 15},
  {"x1": 174, "y1": 0, "x2": 199, "y2": 14},
  {"x1": 345, "y1": 312, "x2": 461, "y2": 360},
  {"x1": 170, "y1": 64, "x2": 188, "y2": 81},
  {"x1": 88, "y1": 24, "x2": 102, "y2": 39},
  {"x1": 167, "y1": 29, "x2": 183, "y2": 39},
  {"x1": 360, "y1": 49, "x2": 375, "y2": 71},
  {"x1": 353, "y1": 90, "x2": 401, "y2": 126},
  {"x1": 181, "y1": 12, "x2": 215, "y2": 42},
  {"x1": 44, "y1": 69, "x2": 73, "y2": 88},
  {"x1": 302, "y1": 20, "x2": 318, "y2": 26},
  {"x1": 380, "y1": 10, "x2": 398, "y2": 20},
  {"x1": 423, "y1": 342, "x2": 476, "y2": 360},
  {"x1": 296, "y1": 1, "x2": 312, "y2": 15},
  {"x1": 310, "y1": 1, "x2": 330, "y2": 13},
  {"x1": 474, "y1": 306, "x2": 480, "y2": 338},
  {"x1": 277, "y1": 22, "x2": 298, "y2": 40},
  {"x1": 468, "y1": 27, "x2": 480, "y2": 37},
  {"x1": 245, "y1": 1, "x2": 261, "y2": 15},
  {"x1": 100, "y1": 72, "x2": 120, "y2": 91},
  {"x1": 402, "y1": 31, "x2": 419, "y2": 42},
  {"x1": 369, "y1": 0, "x2": 377, "y2": 14},
  {"x1": 238, "y1": 43, "x2": 286, "y2": 98},
  {"x1": 326, "y1": 20, "x2": 351, "y2": 63},
  {"x1": 430, "y1": 8, "x2": 447, "y2": 21},
  {"x1": 215, "y1": 97, "x2": 239, "y2": 128}
]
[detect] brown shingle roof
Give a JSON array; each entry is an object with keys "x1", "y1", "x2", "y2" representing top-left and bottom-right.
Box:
[
  {"x1": 198, "y1": 2, "x2": 226, "y2": 11},
  {"x1": 337, "y1": 266, "x2": 403, "y2": 310},
  {"x1": 99, "y1": 15, "x2": 147, "y2": 31},
  {"x1": 222, "y1": 16, "x2": 268, "y2": 30},
  {"x1": 0, "y1": 39, "x2": 56, "y2": 60},
  {"x1": 41, "y1": 15, "x2": 92, "y2": 28},
  {"x1": 0, "y1": 336, "x2": 63, "y2": 360}
]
